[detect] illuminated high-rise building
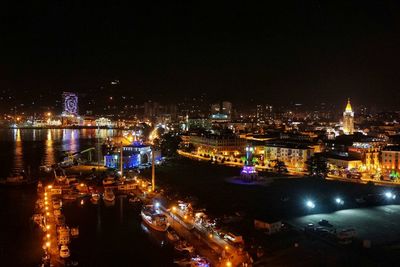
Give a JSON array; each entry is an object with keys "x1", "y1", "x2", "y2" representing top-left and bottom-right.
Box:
[{"x1": 343, "y1": 98, "x2": 354, "y2": 135}]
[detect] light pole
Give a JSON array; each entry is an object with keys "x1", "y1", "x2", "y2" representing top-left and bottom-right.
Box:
[
  {"x1": 151, "y1": 145, "x2": 155, "y2": 192},
  {"x1": 120, "y1": 141, "x2": 123, "y2": 177}
]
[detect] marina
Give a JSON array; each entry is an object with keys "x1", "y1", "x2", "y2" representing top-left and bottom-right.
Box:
[{"x1": 2, "y1": 129, "x2": 400, "y2": 266}]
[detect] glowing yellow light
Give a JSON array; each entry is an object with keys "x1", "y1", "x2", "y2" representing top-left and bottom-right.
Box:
[
  {"x1": 45, "y1": 207, "x2": 48, "y2": 210},
  {"x1": 184, "y1": 215, "x2": 188, "y2": 220},
  {"x1": 80, "y1": 183, "x2": 84, "y2": 187},
  {"x1": 226, "y1": 261, "x2": 232, "y2": 267},
  {"x1": 225, "y1": 245, "x2": 229, "y2": 250},
  {"x1": 46, "y1": 242, "x2": 50, "y2": 247},
  {"x1": 48, "y1": 185, "x2": 52, "y2": 189},
  {"x1": 209, "y1": 234, "x2": 213, "y2": 239},
  {"x1": 47, "y1": 112, "x2": 51, "y2": 116},
  {"x1": 46, "y1": 212, "x2": 50, "y2": 216},
  {"x1": 47, "y1": 234, "x2": 50, "y2": 238},
  {"x1": 44, "y1": 192, "x2": 47, "y2": 196},
  {"x1": 46, "y1": 225, "x2": 50, "y2": 230},
  {"x1": 172, "y1": 206, "x2": 177, "y2": 212},
  {"x1": 345, "y1": 98, "x2": 353, "y2": 112},
  {"x1": 45, "y1": 201, "x2": 48, "y2": 205}
]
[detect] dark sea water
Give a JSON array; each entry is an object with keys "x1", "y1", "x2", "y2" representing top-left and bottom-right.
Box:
[{"x1": 0, "y1": 129, "x2": 175, "y2": 267}]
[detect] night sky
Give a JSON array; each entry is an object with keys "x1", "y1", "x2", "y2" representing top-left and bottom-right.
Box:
[{"x1": 1, "y1": 1, "x2": 400, "y2": 107}]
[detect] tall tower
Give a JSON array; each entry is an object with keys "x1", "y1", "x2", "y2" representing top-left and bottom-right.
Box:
[{"x1": 343, "y1": 98, "x2": 354, "y2": 135}]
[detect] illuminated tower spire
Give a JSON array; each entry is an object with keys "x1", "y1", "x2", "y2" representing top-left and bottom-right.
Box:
[
  {"x1": 345, "y1": 98, "x2": 353, "y2": 113},
  {"x1": 343, "y1": 98, "x2": 354, "y2": 135}
]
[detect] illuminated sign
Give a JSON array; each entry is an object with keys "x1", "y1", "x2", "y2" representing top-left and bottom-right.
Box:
[{"x1": 62, "y1": 92, "x2": 78, "y2": 115}]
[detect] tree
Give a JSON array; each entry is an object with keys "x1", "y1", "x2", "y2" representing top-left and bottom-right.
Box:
[
  {"x1": 160, "y1": 133, "x2": 182, "y2": 157},
  {"x1": 306, "y1": 154, "x2": 328, "y2": 177},
  {"x1": 180, "y1": 143, "x2": 195, "y2": 153},
  {"x1": 271, "y1": 159, "x2": 288, "y2": 173}
]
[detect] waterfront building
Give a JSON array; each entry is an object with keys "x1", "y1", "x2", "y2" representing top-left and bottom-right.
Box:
[
  {"x1": 381, "y1": 146, "x2": 400, "y2": 172},
  {"x1": 184, "y1": 132, "x2": 246, "y2": 156},
  {"x1": 104, "y1": 141, "x2": 155, "y2": 169},
  {"x1": 326, "y1": 153, "x2": 362, "y2": 170},
  {"x1": 263, "y1": 142, "x2": 314, "y2": 171},
  {"x1": 342, "y1": 99, "x2": 354, "y2": 135},
  {"x1": 348, "y1": 141, "x2": 383, "y2": 170}
]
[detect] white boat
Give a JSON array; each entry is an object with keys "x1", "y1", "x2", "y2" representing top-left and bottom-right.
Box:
[
  {"x1": 167, "y1": 229, "x2": 180, "y2": 242},
  {"x1": 91, "y1": 193, "x2": 101, "y2": 203},
  {"x1": 102, "y1": 177, "x2": 115, "y2": 186},
  {"x1": 59, "y1": 245, "x2": 70, "y2": 259},
  {"x1": 103, "y1": 188, "x2": 115, "y2": 202},
  {"x1": 141, "y1": 205, "x2": 169, "y2": 232}
]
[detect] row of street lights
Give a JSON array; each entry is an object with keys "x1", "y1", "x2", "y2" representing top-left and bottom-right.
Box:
[{"x1": 305, "y1": 191, "x2": 397, "y2": 210}]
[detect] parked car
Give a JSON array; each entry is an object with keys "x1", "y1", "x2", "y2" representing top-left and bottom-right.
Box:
[{"x1": 318, "y1": 219, "x2": 332, "y2": 227}]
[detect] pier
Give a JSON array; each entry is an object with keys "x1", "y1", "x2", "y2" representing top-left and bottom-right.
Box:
[{"x1": 33, "y1": 170, "x2": 252, "y2": 266}]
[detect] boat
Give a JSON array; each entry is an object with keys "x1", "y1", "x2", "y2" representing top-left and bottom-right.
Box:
[
  {"x1": 174, "y1": 240, "x2": 195, "y2": 254},
  {"x1": 37, "y1": 181, "x2": 43, "y2": 192},
  {"x1": 167, "y1": 229, "x2": 180, "y2": 242},
  {"x1": 141, "y1": 205, "x2": 169, "y2": 232},
  {"x1": 71, "y1": 227, "x2": 79, "y2": 237},
  {"x1": 32, "y1": 214, "x2": 43, "y2": 225},
  {"x1": 102, "y1": 177, "x2": 115, "y2": 186},
  {"x1": 103, "y1": 188, "x2": 115, "y2": 202},
  {"x1": 59, "y1": 245, "x2": 70, "y2": 259},
  {"x1": 63, "y1": 193, "x2": 78, "y2": 200},
  {"x1": 91, "y1": 193, "x2": 101, "y2": 203},
  {"x1": 129, "y1": 196, "x2": 142, "y2": 204}
]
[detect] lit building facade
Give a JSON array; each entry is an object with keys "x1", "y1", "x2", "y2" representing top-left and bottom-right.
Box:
[
  {"x1": 256, "y1": 104, "x2": 273, "y2": 125},
  {"x1": 104, "y1": 142, "x2": 153, "y2": 169},
  {"x1": 381, "y1": 146, "x2": 400, "y2": 171},
  {"x1": 263, "y1": 143, "x2": 314, "y2": 171},
  {"x1": 185, "y1": 133, "x2": 246, "y2": 156},
  {"x1": 342, "y1": 99, "x2": 354, "y2": 135}
]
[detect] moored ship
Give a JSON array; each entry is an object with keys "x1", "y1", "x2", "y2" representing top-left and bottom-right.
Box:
[{"x1": 141, "y1": 205, "x2": 169, "y2": 232}]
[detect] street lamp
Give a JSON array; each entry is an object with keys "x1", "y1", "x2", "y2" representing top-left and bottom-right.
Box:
[
  {"x1": 306, "y1": 200, "x2": 315, "y2": 209},
  {"x1": 335, "y1": 197, "x2": 344, "y2": 205},
  {"x1": 385, "y1": 191, "x2": 396, "y2": 200}
]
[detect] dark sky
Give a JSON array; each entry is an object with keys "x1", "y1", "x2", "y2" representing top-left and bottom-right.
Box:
[{"x1": 1, "y1": 1, "x2": 400, "y2": 107}]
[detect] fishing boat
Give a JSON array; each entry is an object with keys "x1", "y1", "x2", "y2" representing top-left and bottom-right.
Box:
[
  {"x1": 141, "y1": 205, "x2": 169, "y2": 232},
  {"x1": 103, "y1": 188, "x2": 115, "y2": 202}
]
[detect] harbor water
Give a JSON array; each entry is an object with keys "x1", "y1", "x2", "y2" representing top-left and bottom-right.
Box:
[{"x1": 0, "y1": 129, "x2": 175, "y2": 266}]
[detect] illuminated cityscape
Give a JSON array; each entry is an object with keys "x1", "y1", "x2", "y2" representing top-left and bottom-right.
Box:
[{"x1": 2, "y1": 2, "x2": 400, "y2": 267}]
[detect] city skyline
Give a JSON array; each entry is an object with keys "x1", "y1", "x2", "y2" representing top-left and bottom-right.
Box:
[{"x1": 2, "y1": 1, "x2": 400, "y2": 107}]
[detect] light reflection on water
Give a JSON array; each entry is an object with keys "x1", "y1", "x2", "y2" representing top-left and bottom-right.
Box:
[{"x1": 0, "y1": 128, "x2": 119, "y2": 178}]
